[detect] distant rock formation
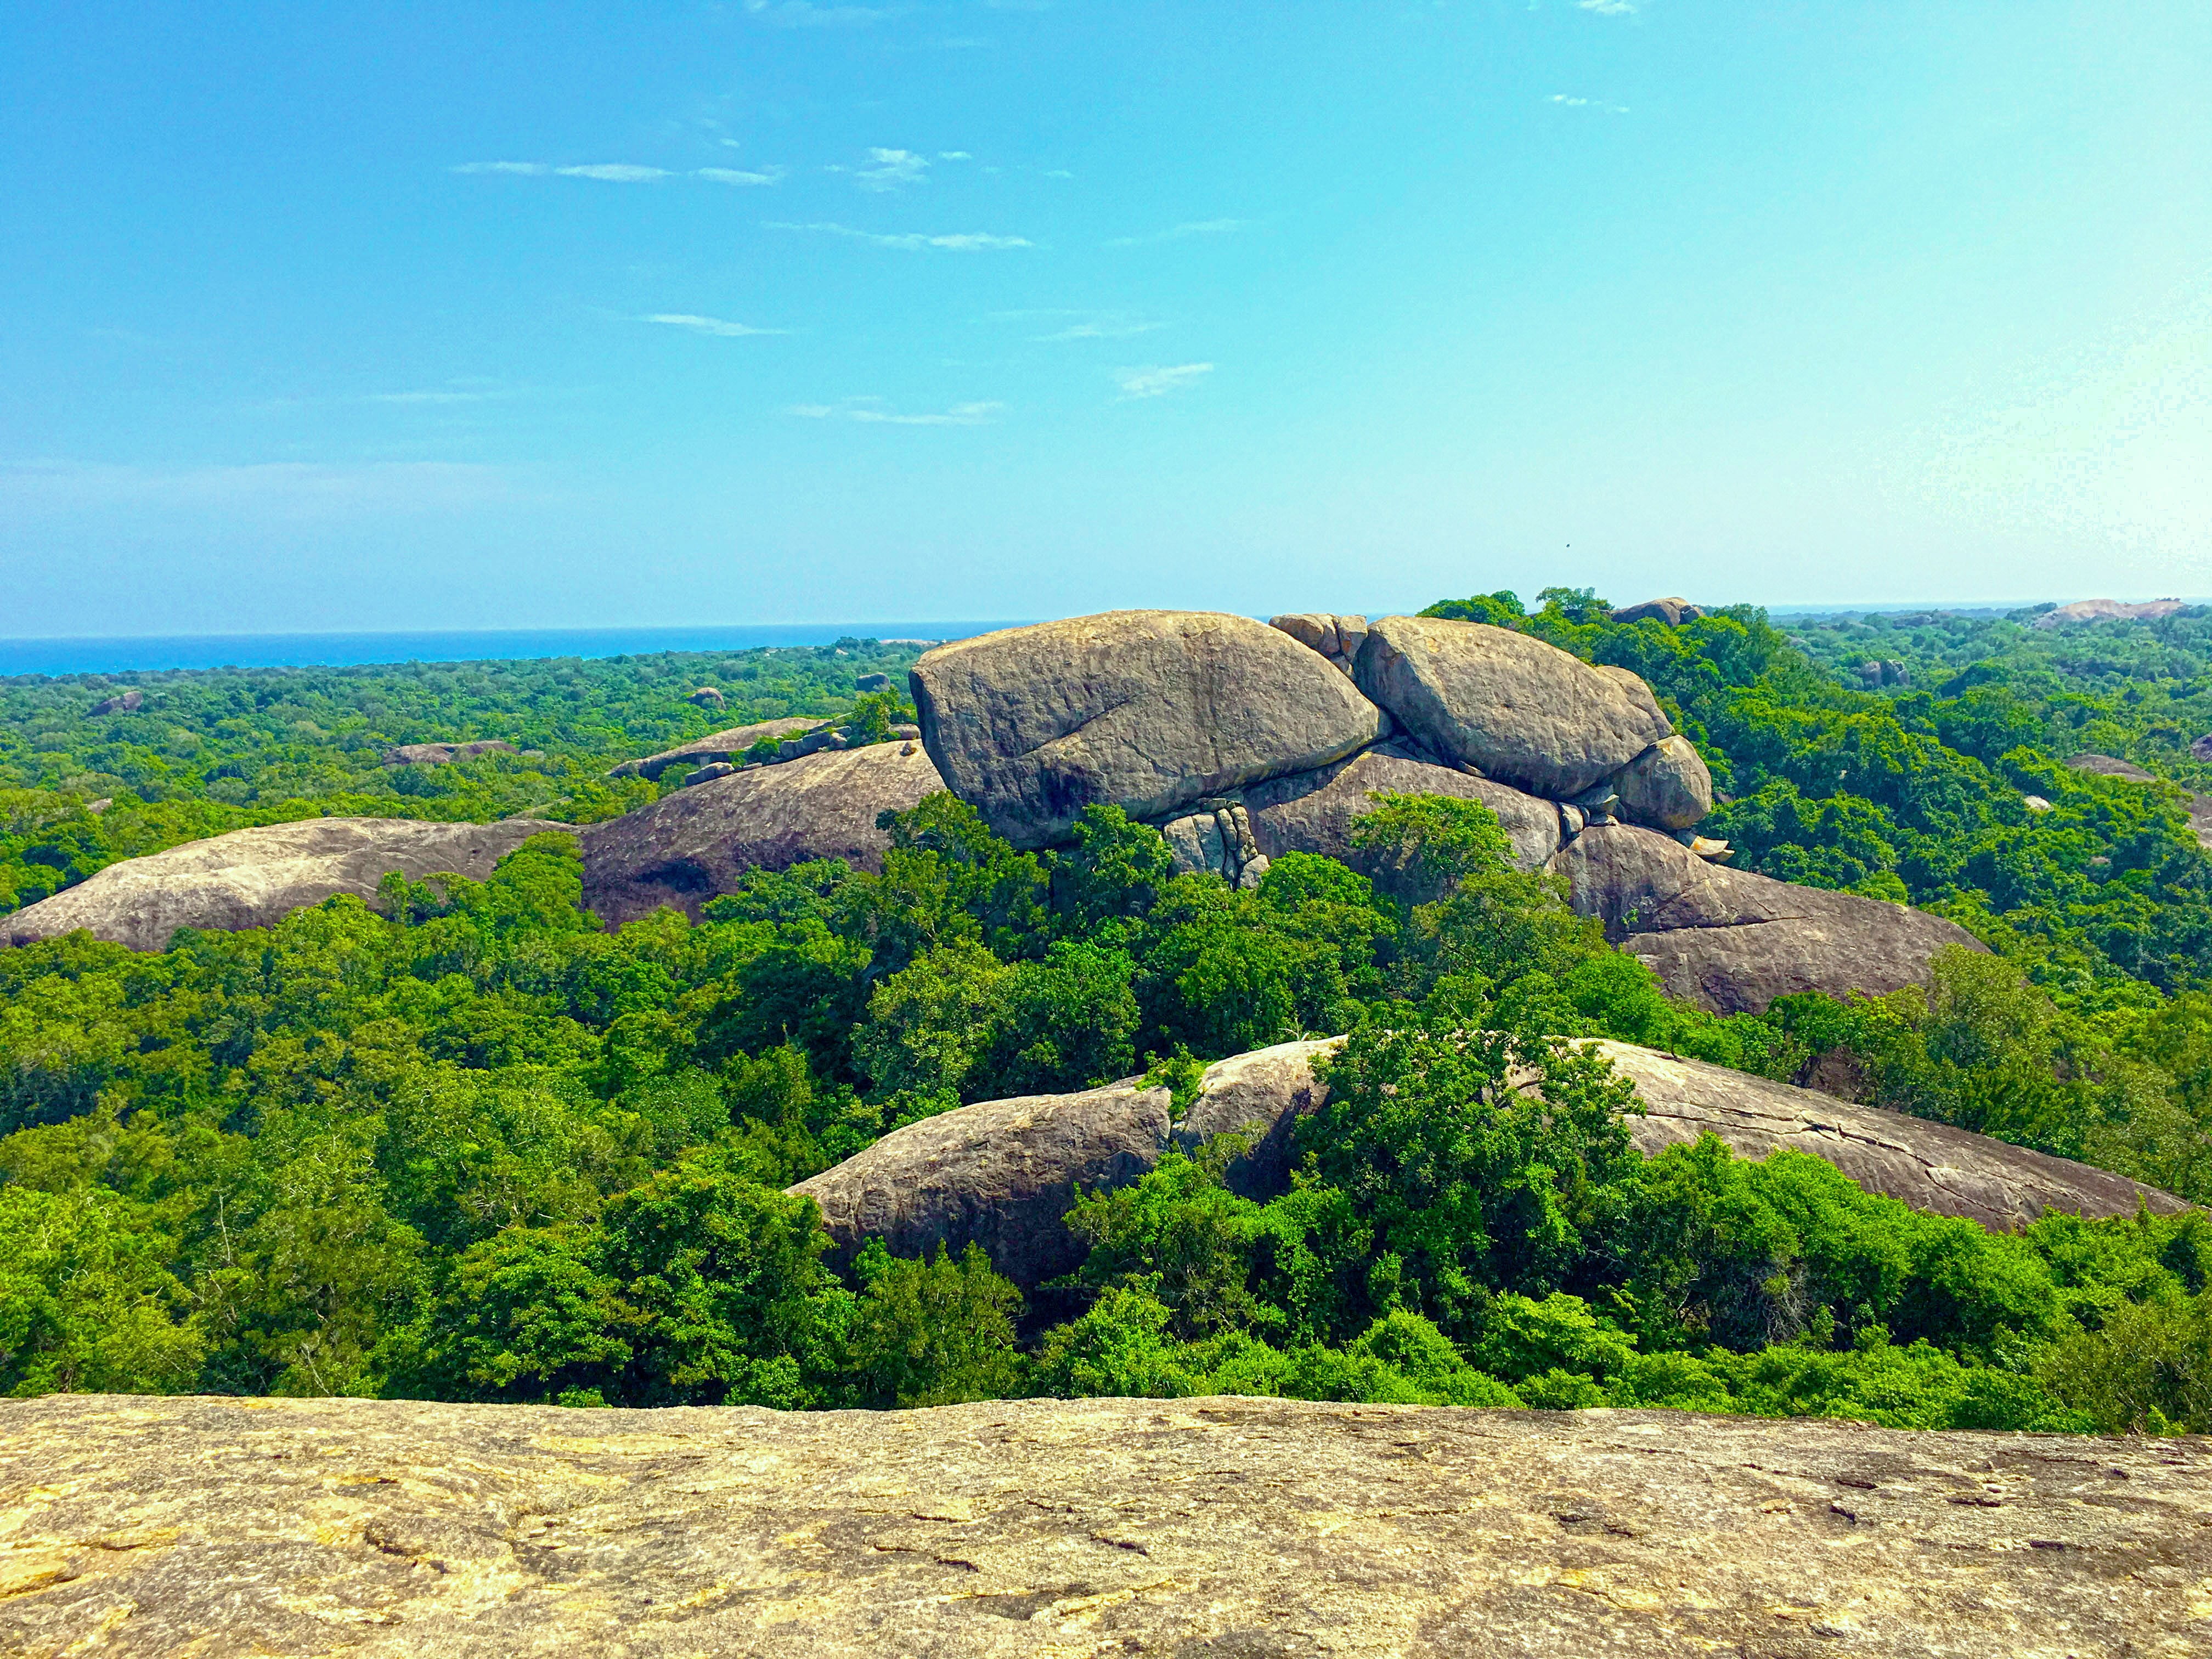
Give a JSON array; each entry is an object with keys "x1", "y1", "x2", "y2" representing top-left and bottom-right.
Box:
[
  {"x1": 2066, "y1": 753, "x2": 2212, "y2": 850},
  {"x1": 7, "y1": 1392, "x2": 2202, "y2": 1658},
  {"x1": 88, "y1": 690, "x2": 143, "y2": 715},
  {"x1": 687, "y1": 686, "x2": 725, "y2": 708},
  {"x1": 1610, "y1": 596, "x2": 1703, "y2": 625},
  {"x1": 2033, "y1": 597, "x2": 2188, "y2": 629},
  {"x1": 791, "y1": 1033, "x2": 2182, "y2": 1289},
  {"x1": 910, "y1": 611, "x2": 1383, "y2": 849},
  {"x1": 1857, "y1": 659, "x2": 1909, "y2": 688},
  {"x1": 380, "y1": 740, "x2": 518, "y2": 767},
  {"x1": 580, "y1": 741, "x2": 945, "y2": 928},
  {"x1": 2, "y1": 817, "x2": 567, "y2": 952},
  {"x1": 854, "y1": 672, "x2": 892, "y2": 693},
  {"x1": 608, "y1": 718, "x2": 821, "y2": 782},
  {"x1": 1552, "y1": 825, "x2": 1985, "y2": 1014}
]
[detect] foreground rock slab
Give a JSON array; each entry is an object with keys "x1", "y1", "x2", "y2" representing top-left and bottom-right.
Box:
[
  {"x1": 0, "y1": 1393, "x2": 2204, "y2": 1659},
  {"x1": 911, "y1": 610, "x2": 1384, "y2": 849},
  {"x1": 582, "y1": 741, "x2": 944, "y2": 928},
  {"x1": 1555, "y1": 824, "x2": 1985, "y2": 1013},
  {"x1": 2, "y1": 817, "x2": 568, "y2": 952}
]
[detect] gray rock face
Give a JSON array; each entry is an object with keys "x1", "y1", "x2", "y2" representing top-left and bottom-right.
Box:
[
  {"x1": 791, "y1": 1079, "x2": 1172, "y2": 1286},
  {"x1": 910, "y1": 611, "x2": 1385, "y2": 849},
  {"x1": 580, "y1": 741, "x2": 945, "y2": 928},
  {"x1": 1353, "y1": 616, "x2": 1674, "y2": 799},
  {"x1": 7, "y1": 1393, "x2": 2205, "y2": 1659},
  {"x1": 381, "y1": 740, "x2": 518, "y2": 767},
  {"x1": 1552, "y1": 825, "x2": 1987, "y2": 1014},
  {"x1": 609, "y1": 718, "x2": 822, "y2": 782},
  {"x1": 1242, "y1": 744, "x2": 1563, "y2": 900},
  {"x1": 1594, "y1": 1040, "x2": 2186, "y2": 1231},
  {"x1": 1170, "y1": 1036, "x2": 1338, "y2": 1199},
  {"x1": 88, "y1": 689, "x2": 143, "y2": 715},
  {"x1": 854, "y1": 672, "x2": 892, "y2": 694},
  {"x1": 1611, "y1": 735, "x2": 1713, "y2": 831},
  {"x1": 3, "y1": 817, "x2": 569, "y2": 952},
  {"x1": 2034, "y1": 597, "x2": 2187, "y2": 628},
  {"x1": 1611, "y1": 596, "x2": 1703, "y2": 626},
  {"x1": 1157, "y1": 800, "x2": 1268, "y2": 889}
]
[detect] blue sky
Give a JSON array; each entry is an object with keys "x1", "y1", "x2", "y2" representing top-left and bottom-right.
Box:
[{"x1": 3, "y1": 1, "x2": 2208, "y2": 636}]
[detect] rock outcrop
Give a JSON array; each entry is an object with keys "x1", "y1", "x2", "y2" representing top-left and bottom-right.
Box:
[
  {"x1": 1267, "y1": 611, "x2": 1369, "y2": 674},
  {"x1": 2034, "y1": 597, "x2": 2187, "y2": 629},
  {"x1": 88, "y1": 689, "x2": 143, "y2": 715},
  {"x1": 609, "y1": 718, "x2": 822, "y2": 782},
  {"x1": 1242, "y1": 744, "x2": 1563, "y2": 896},
  {"x1": 3, "y1": 817, "x2": 568, "y2": 952},
  {"x1": 910, "y1": 611, "x2": 1384, "y2": 849},
  {"x1": 1594, "y1": 1040, "x2": 2186, "y2": 1231},
  {"x1": 2064, "y1": 754, "x2": 2212, "y2": 849},
  {"x1": 1553, "y1": 825, "x2": 1985, "y2": 1014},
  {"x1": 6, "y1": 1393, "x2": 2204, "y2": 1659},
  {"x1": 791, "y1": 1079, "x2": 1172, "y2": 1285},
  {"x1": 580, "y1": 741, "x2": 944, "y2": 928},
  {"x1": 1352, "y1": 615, "x2": 1674, "y2": 799},
  {"x1": 791, "y1": 1032, "x2": 2180, "y2": 1288},
  {"x1": 381, "y1": 740, "x2": 518, "y2": 767},
  {"x1": 1610, "y1": 596, "x2": 1703, "y2": 626},
  {"x1": 1609, "y1": 733, "x2": 1713, "y2": 831}
]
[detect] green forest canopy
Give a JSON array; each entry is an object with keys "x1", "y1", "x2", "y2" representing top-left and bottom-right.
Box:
[{"x1": 2, "y1": 597, "x2": 2210, "y2": 1432}]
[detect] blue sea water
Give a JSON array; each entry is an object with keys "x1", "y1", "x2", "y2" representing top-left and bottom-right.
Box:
[{"x1": 0, "y1": 623, "x2": 1034, "y2": 679}]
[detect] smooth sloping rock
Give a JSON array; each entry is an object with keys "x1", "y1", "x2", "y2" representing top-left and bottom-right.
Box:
[
  {"x1": 791, "y1": 1079, "x2": 1172, "y2": 1285},
  {"x1": 1553, "y1": 824, "x2": 1985, "y2": 1014},
  {"x1": 89, "y1": 690, "x2": 143, "y2": 715},
  {"x1": 2033, "y1": 597, "x2": 2187, "y2": 628},
  {"x1": 1594, "y1": 1040, "x2": 2186, "y2": 1230},
  {"x1": 1611, "y1": 734, "x2": 1713, "y2": 831},
  {"x1": 1611, "y1": 596, "x2": 1703, "y2": 625},
  {"x1": 3, "y1": 817, "x2": 568, "y2": 952},
  {"x1": 1353, "y1": 616, "x2": 1673, "y2": 798},
  {"x1": 910, "y1": 610, "x2": 1385, "y2": 849},
  {"x1": 1171, "y1": 1036, "x2": 1338, "y2": 1198},
  {"x1": 580, "y1": 741, "x2": 944, "y2": 928},
  {"x1": 1243, "y1": 744, "x2": 1564, "y2": 899},
  {"x1": 609, "y1": 718, "x2": 822, "y2": 782},
  {"x1": 5, "y1": 1394, "x2": 2206, "y2": 1659}
]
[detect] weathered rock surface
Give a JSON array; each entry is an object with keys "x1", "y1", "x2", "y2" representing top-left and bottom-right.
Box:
[
  {"x1": 911, "y1": 611, "x2": 1385, "y2": 849},
  {"x1": 88, "y1": 689, "x2": 143, "y2": 715},
  {"x1": 1610, "y1": 734, "x2": 1713, "y2": 831},
  {"x1": 2034, "y1": 597, "x2": 2187, "y2": 629},
  {"x1": 1353, "y1": 616, "x2": 1673, "y2": 799},
  {"x1": 609, "y1": 718, "x2": 822, "y2": 782},
  {"x1": 791, "y1": 1078, "x2": 1172, "y2": 1285},
  {"x1": 1610, "y1": 596, "x2": 1703, "y2": 626},
  {"x1": 2, "y1": 1393, "x2": 2204, "y2": 1659},
  {"x1": 1170, "y1": 1036, "x2": 1338, "y2": 1199},
  {"x1": 1243, "y1": 744, "x2": 1563, "y2": 899},
  {"x1": 3, "y1": 817, "x2": 569, "y2": 952},
  {"x1": 581, "y1": 741, "x2": 944, "y2": 928},
  {"x1": 1594, "y1": 1040, "x2": 2187, "y2": 1230},
  {"x1": 381, "y1": 740, "x2": 518, "y2": 767},
  {"x1": 1553, "y1": 825, "x2": 1985, "y2": 1014}
]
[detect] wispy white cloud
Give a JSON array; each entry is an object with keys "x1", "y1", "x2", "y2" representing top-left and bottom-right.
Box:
[
  {"x1": 1549, "y1": 93, "x2": 1629, "y2": 114},
  {"x1": 1036, "y1": 318, "x2": 1164, "y2": 342},
  {"x1": 938, "y1": 150, "x2": 973, "y2": 161},
  {"x1": 856, "y1": 147, "x2": 930, "y2": 190},
  {"x1": 766, "y1": 221, "x2": 1032, "y2": 250},
  {"x1": 743, "y1": 0, "x2": 902, "y2": 25},
  {"x1": 1114, "y1": 363, "x2": 1213, "y2": 399},
  {"x1": 1104, "y1": 218, "x2": 1248, "y2": 249},
  {"x1": 695, "y1": 165, "x2": 785, "y2": 185},
  {"x1": 1577, "y1": 0, "x2": 1638, "y2": 14},
  {"x1": 455, "y1": 161, "x2": 785, "y2": 186},
  {"x1": 792, "y1": 398, "x2": 1002, "y2": 426},
  {"x1": 640, "y1": 313, "x2": 789, "y2": 338}
]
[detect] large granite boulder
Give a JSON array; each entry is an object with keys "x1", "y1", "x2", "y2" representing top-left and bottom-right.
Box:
[
  {"x1": 382, "y1": 740, "x2": 518, "y2": 767},
  {"x1": 1353, "y1": 616, "x2": 1673, "y2": 799},
  {"x1": 1611, "y1": 596, "x2": 1703, "y2": 626},
  {"x1": 581, "y1": 741, "x2": 945, "y2": 928},
  {"x1": 2034, "y1": 597, "x2": 2187, "y2": 628},
  {"x1": 1553, "y1": 825, "x2": 1984, "y2": 1014},
  {"x1": 1242, "y1": 744, "x2": 1563, "y2": 898},
  {"x1": 910, "y1": 611, "x2": 1385, "y2": 849},
  {"x1": 790, "y1": 1078, "x2": 1173, "y2": 1285},
  {"x1": 1610, "y1": 735, "x2": 1713, "y2": 831},
  {"x1": 7, "y1": 1393, "x2": 2204, "y2": 1659},
  {"x1": 610, "y1": 718, "x2": 822, "y2": 782},
  {"x1": 3, "y1": 817, "x2": 568, "y2": 952}
]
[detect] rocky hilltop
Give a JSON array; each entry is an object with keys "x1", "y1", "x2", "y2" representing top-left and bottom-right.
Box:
[
  {"x1": 0, "y1": 1392, "x2": 2202, "y2": 1658},
  {"x1": 3, "y1": 608, "x2": 1979, "y2": 1014}
]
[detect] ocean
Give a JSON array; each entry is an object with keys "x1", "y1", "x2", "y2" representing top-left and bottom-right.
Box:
[{"x1": 0, "y1": 623, "x2": 1035, "y2": 679}]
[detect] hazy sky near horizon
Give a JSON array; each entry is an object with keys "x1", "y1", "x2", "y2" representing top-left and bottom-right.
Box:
[{"x1": 4, "y1": 1, "x2": 2209, "y2": 636}]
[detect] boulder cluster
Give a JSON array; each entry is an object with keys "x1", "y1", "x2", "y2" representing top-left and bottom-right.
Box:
[
  {"x1": 7, "y1": 608, "x2": 1980, "y2": 1013},
  {"x1": 380, "y1": 740, "x2": 520, "y2": 767}
]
